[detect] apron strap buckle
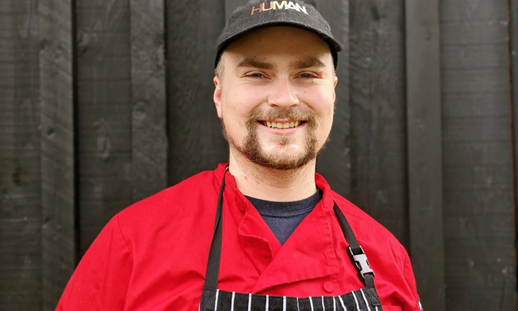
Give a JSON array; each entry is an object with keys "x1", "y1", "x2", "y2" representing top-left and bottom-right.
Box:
[{"x1": 348, "y1": 246, "x2": 375, "y2": 280}]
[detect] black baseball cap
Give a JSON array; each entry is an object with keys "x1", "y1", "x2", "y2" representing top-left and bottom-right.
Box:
[{"x1": 215, "y1": 0, "x2": 343, "y2": 68}]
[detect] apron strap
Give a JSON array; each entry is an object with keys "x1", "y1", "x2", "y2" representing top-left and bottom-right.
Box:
[
  {"x1": 199, "y1": 168, "x2": 227, "y2": 309},
  {"x1": 333, "y1": 204, "x2": 377, "y2": 290}
]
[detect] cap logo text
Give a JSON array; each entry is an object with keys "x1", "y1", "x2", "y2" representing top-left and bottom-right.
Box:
[{"x1": 251, "y1": 1, "x2": 308, "y2": 15}]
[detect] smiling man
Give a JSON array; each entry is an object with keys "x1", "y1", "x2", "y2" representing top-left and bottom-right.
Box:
[
  {"x1": 57, "y1": 1, "x2": 422, "y2": 310},
  {"x1": 214, "y1": 26, "x2": 336, "y2": 198}
]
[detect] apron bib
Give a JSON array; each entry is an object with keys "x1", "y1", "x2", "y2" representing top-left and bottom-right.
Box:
[{"x1": 199, "y1": 169, "x2": 383, "y2": 311}]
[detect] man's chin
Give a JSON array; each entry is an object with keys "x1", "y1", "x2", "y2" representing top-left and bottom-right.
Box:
[{"x1": 248, "y1": 150, "x2": 316, "y2": 171}]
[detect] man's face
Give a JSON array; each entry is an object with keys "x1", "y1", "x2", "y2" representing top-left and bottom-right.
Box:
[{"x1": 213, "y1": 26, "x2": 337, "y2": 170}]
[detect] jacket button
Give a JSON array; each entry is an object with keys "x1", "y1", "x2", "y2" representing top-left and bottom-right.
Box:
[{"x1": 323, "y1": 281, "x2": 334, "y2": 293}]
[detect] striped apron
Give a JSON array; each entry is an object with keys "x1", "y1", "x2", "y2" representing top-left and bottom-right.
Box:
[{"x1": 199, "y1": 170, "x2": 383, "y2": 311}]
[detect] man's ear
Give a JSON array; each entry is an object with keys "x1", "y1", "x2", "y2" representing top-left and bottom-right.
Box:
[
  {"x1": 213, "y1": 76, "x2": 223, "y2": 119},
  {"x1": 333, "y1": 75, "x2": 338, "y2": 102}
]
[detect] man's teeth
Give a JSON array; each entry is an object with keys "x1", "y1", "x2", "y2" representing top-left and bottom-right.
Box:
[{"x1": 265, "y1": 121, "x2": 301, "y2": 129}]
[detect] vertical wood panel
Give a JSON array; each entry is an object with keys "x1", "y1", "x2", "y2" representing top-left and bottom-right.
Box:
[
  {"x1": 405, "y1": 0, "x2": 445, "y2": 309},
  {"x1": 314, "y1": 0, "x2": 351, "y2": 197},
  {"x1": 0, "y1": 1, "x2": 42, "y2": 310},
  {"x1": 130, "y1": 0, "x2": 167, "y2": 201},
  {"x1": 167, "y1": 0, "x2": 227, "y2": 184},
  {"x1": 224, "y1": 0, "x2": 247, "y2": 18},
  {"x1": 441, "y1": 0, "x2": 516, "y2": 309},
  {"x1": 76, "y1": 0, "x2": 133, "y2": 255},
  {"x1": 509, "y1": 1, "x2": 518, "y2": 309},
  {"x1": 349, "y1": 0, "x2": 408, "y2": 245},
  {"x1": 38, "y1": 0, "x2": 76, "y2": 309}
]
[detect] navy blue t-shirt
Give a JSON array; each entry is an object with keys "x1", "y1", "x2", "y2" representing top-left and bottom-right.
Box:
[{"x1": 246, "y1": 189, "x2": 322, "y2": 245}]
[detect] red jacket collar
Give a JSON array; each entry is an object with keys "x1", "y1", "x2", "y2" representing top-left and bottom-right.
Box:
[{"x1": 213, "y1": 162, "x2": 335, "y2": 213}]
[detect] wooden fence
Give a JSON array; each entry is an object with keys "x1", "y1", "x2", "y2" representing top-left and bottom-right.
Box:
[{"x1": 0, "y1": 0, "x2": 516, "y2": 310}]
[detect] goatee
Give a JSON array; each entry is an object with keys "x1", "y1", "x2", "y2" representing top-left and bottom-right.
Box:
[{"x1": 222, "y1": 107, "x2": 323, "y2": 170}]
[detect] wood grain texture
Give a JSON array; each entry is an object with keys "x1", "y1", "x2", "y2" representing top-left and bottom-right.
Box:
[
  {"x1": 224, "y1": 0, "x2": 247, "y2": 18},
  {"x1": 38, "y1": 0, "x2": 76, "y2": 309},
  {"x1": 314, "y1": 0, "x2": 351, "y2": 198},
  {"x1": 510, "y1": 2, "x2": 518, "y2": 308},
  {"x1": 130, "y1": 0, "x2": 167, "y2": 202},
  {"x1": 76, "y1": 0, "x2": 134, "y2": 255},
  {"x1": 348, "y1": 0, "x2": 408, "y2": 245},
  {"x1": 440, "y1": 0, "x2": 516, "y2": 309},
  {"x1": 167, "y1": 0, "x2": 227, "y2": 185},
  {"x1": 0, "y1": 0, "x2": 42, "y2": 310},
  {"x1": 405, "y1": 0, "x2": 445, "y2": 309}
]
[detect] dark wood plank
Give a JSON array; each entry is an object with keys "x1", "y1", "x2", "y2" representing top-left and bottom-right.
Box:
[
  {"x1": 314, "y1": 0, "x2": 350, "y2": 197},
  {"x1": 442, "y1": 1, "x2": 506, "y2": 22},
  {"x1": 76, "y1": 0, "x2": 134, "y2": 255},
  {"x1": 0, "y1": 222, "x2": 41, "y2": 310},
  {"x1": 442, "y1": 22, "x2": 508, "y2": 47},
  {"x1": 225, "y1": 0, "x2": 247, "y2": 18},
  {"x1": 130, "y1": 0, "x2": 167, "y2": 201},
  {"x1": 441, "y1": 0, "x2": 516, "y2": 309},
  {"x1": 348, "y1": 0, "x2": 408, "y2": 245},
  {"x1": 38, "y1": 0, "x2": 76, "y2": 309},
  {"x1": 167, "y1": 0, "x2": 227, "y2": 185},
  {"x1": 0, "y1": 0, "x2": 42, "y2": 310},
  {"x1": 405, "y1": 0, "x2": 445, "y2": 309},
  {"x1": 510, "y1": 5, "x2": 518, "y2": 311}
]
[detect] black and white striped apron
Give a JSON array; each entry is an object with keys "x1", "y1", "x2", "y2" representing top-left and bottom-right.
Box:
[{"x1": 199, "y1": 170, "x2": 383, "y2": 311}]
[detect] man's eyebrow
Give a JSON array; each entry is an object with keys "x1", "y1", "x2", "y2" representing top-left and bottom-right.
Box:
[
  {"x1": 290, "y1": 57, "x2": 326, "y2": 70},
  {"x1": 237, "y1": 58, "x2": 275, "y2": 70},
  {"x1": 236, "y1": 56, "x2": 326, "y2": 70}
]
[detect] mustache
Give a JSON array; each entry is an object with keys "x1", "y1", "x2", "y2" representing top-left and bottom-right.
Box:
[{"x1": 245, "y1": 107, "x2": 319, "y2": 127}]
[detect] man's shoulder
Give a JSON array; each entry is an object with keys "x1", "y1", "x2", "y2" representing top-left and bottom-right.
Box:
[
  {"x1": 91, "y1": 168, "x2": 223, "y2": 270},
  {"x1": 116, "y1": 168, "x2": 220, "y2": 223}
]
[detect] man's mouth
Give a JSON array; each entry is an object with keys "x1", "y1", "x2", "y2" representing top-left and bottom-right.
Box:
[{"x1": 258, "y1": 120, "x2": 306, "y2": 129}]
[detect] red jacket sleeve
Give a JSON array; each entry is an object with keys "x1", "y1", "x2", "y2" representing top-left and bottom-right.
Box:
[
  {"x1": 402, "y1": 250, "x2": 422, "y2": 311},
  {"x1": 56, "y1": 215, "x2": 133, "y2": 311}
]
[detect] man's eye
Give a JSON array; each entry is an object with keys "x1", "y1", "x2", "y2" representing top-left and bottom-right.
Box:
[
  {"x1": 299, "y1": 73, "x2": 316, "y2": 78},
  {"x1": 247, "y1": 72, "x2": 265, "y2": 78}
]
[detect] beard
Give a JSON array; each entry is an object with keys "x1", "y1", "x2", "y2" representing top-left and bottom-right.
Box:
[{"x1": 222, "y1": 107, "x2": 324, "y2": 170}]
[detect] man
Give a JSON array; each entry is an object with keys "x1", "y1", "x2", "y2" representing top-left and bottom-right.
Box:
[{"x1": 57, "y1": 1, "x2": 422, "y2": 310}]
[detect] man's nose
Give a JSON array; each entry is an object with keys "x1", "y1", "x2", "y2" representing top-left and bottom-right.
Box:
[{"x1": 267, "y1": 78, "x2": 299, "y2": 108}]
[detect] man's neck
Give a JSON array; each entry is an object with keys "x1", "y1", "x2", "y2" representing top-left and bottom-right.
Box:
[{"x1": 228, "y1": 152, "x2": 318, "y2": 202}]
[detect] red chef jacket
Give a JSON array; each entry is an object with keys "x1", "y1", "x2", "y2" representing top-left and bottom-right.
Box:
[{"x1": 56, "y1": 164, "x2": 421, "y2": 311}]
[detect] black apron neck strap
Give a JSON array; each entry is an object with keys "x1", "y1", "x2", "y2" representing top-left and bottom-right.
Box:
[
  {"x1": 333, "y1": 204, "x2": 376, "y2": 289},
  {"x1": 199, "y1": 168, "x2": 227, "y2": 309}
]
